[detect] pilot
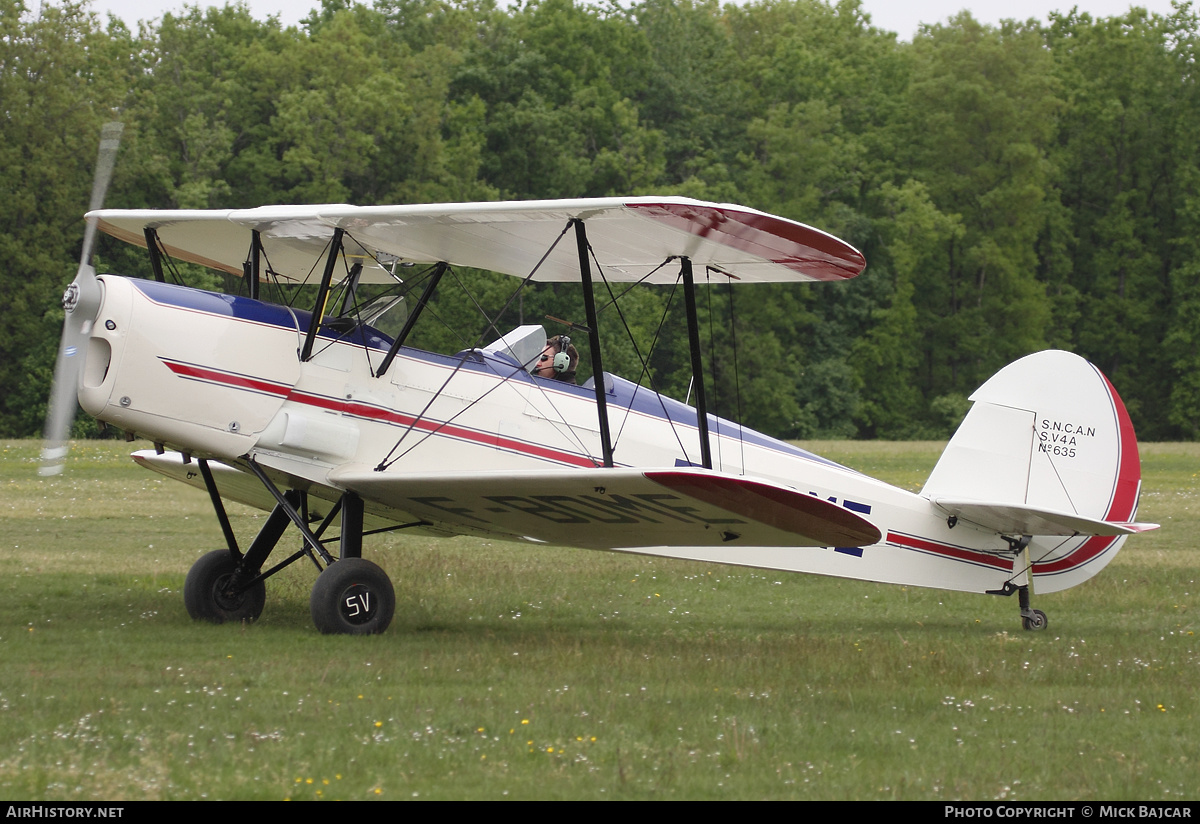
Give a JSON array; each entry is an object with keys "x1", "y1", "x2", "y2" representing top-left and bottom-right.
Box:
[{"x1": 532, "y1": 334, "x2": 578, "y2": 383}]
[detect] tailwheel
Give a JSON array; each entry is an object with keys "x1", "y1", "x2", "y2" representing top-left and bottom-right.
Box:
[
  {"x1": 1016, "y1": 582, "x2": 1048, "y2": 631},
  {"x1": 1021, "y1": 609, "x2": 1048, "y2": 632},
  {"x1": 184, "y1": 550, "x2": 266, "y2": 624},
  {"x1": 310, "y1": 558, "x2": 395, "y2": 635}
]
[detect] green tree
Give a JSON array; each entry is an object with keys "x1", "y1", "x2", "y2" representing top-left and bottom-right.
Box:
[
  {"x1": 852, "y1": 181, "x2": 962, "y2": 437},
  {"x1": 121, "y1": 4, "x2": 297, "y2": 209},
  {"x1": 898, "y1": 14, "x2": 1057, "y2": 397},
  {"x1": 1046, "y1": 6, "x2": 1192, "y2": 437},
  {"x1": 452, "y1": 0, "x2": 665, "y2": 198}
]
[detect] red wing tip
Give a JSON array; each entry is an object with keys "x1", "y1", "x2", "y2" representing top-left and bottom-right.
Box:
[{"x1": 645, "y1": 470, "x2": 881, "y2": 546}]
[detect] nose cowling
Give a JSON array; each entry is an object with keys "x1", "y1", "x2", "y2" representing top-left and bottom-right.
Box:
[{"x1": 79, "y1": 277, "x2": 301, "y2": 461}]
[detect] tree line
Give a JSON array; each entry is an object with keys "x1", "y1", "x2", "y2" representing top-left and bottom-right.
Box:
[{"x1": 4, "y1": 0, "x2": 1200, "y2": 441}]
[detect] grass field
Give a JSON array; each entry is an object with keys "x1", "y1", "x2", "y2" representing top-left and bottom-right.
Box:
[{"x1": 0, "y1": 439, "x2": 1195, "y2": 800}]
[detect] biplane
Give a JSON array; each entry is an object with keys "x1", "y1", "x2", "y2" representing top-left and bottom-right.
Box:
[{"x1": 42, "y1": 125, "x2": 1157, "y2": 634}]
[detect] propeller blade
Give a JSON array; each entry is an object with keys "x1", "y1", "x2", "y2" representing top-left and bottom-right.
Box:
[
  {"x1": 39, "y1": 122, "x2": 124, "y2": 476},
  {"x1": 80, "y1": 122, "x2": 124, "y2": 267},
  {"x1": 39, "y1": 264, "x2": 98, "y2": 476}
]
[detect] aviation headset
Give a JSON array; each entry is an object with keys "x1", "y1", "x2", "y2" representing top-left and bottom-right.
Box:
[{"x1": 552, "y1": 335, "x2": 573, "y2": 374}]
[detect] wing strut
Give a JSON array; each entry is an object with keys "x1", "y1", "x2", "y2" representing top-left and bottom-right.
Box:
[
  {"x1": 198, "y1": 458, "x2": 241, "y2": 557},
  {"x1": 143, "y1": 228, "x2": 167, "y2": 283},
  {"x1": 680, "y1": 257, "x2": 713, "y2": 469},
  {"x1": 244, "y1": 230, "x2": 262, "y2": 300},
  {"x1": 301, "y1": 228, "x2": 344, "y2": 361},
  {"x1": 377, "y1": 261, "x2": 448, "y2": 378},
  {"x1": 573, "y1": 219, "x2": 614, "y2": 467},
  {"x1": 244, "y1": 457, "x2": 337, "y2": 566}
]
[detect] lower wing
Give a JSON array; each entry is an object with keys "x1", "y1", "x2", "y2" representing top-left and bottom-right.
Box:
[{"x1": 328, "y1": 465, "x2": 882, "y2": 550}]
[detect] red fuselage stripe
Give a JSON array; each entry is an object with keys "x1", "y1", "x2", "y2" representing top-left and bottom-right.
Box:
[
  {"x1": 162, "y1": 358, "x2": 597, "y2": 468},
  {"x1": 162, "y1": 359, "x2": 291, "y2": 396},
  {"x1": 886, "y1": 531, "x2": 1012, "y2": 570}
]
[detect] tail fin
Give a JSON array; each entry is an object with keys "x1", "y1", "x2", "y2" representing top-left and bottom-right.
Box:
[{"x1": 922, "y1": 350, "x2": 1153, "y2": 593}]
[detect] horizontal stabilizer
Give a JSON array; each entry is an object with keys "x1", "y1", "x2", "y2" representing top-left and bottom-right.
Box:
[
  {"x1": 327, "y1": 465, "x2": 881, "y2": 550},
  {"x1": 933, "y1": 498, "x2": 1159, "y2": 537}
]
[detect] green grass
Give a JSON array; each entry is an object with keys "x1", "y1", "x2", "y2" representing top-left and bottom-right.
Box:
[{"x1": 0, "y1": 439, "x2": 1195, "y2": 800}]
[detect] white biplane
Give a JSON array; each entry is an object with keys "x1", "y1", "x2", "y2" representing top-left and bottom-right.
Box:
[{"x1": 42, "y1": 125, "x2": 1157, "y2": 634}]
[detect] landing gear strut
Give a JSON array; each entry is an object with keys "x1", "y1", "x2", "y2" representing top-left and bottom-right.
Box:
[
  {"x1": 1019, "y1": 585, "x2": 1048, "y2": 632},
  {"x1": 986, "y1": 535, "x2": 1048, "y2": 631},
  {"x1": 184, "y1": 456, "x2": 402, "y2": 635},
  {"x1": 987, "y1": 580, "x2": 1050, "y2": 632}
]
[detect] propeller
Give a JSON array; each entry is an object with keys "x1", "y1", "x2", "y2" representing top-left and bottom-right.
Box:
[{"x1": 39, "y1": 122, "x2": 124, "y2": 476}]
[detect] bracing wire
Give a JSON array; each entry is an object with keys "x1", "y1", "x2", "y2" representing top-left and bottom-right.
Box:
[
  {"x1": 589, "y1": 253, "x2": 694, "y2": 464},
  {"x1": 374, "y1": 221, "x2": 579, "y2": 471},
  {"x1": 375, "y1": 353, "x2": 601, "y2": 471},
  {"x1": 470, "y1": 221, "x2": 575, "y2": 351}
]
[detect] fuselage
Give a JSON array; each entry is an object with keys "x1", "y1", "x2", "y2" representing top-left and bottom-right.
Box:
[{"x1": 79, "y1": 275, "x2": 1121, "y2": 596}]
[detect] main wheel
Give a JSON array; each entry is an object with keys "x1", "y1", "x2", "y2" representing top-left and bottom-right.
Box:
[
  {"x1": 310, "y1": 558, "x2": 395, "y2": 635},
  {"x1": 184, "y1": 550, "x2": 266, "y2": 624},
  {"x1": 1021, "y1": 609, "x2": 1048, "y2": 631}
]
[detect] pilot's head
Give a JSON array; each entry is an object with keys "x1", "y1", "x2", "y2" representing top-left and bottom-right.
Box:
[{"x1": 533, "y1": 335, "x2": 578, "y2": 382}]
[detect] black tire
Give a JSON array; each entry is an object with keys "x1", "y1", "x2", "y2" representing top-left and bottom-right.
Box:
[
  {"x1": 184, "y1": 550, "x2": 266, "y2": 624},
  {"x1": 1021, "y1": 609, "x2": 1048, "y2": 631},
  {"x1": 310, "y1": 558, "x2": 395, "y2": 635}
]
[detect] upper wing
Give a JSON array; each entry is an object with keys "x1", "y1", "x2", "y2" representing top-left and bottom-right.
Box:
[
  {"x1": 91, "y1": 205, "x2": 395, "y2": 284},
  {"x1": 90, "y1": 197, "x2": 866, "y2": 285},
  {"x1": 328, "y1": 465, "x2": 882, "y2": 550}
]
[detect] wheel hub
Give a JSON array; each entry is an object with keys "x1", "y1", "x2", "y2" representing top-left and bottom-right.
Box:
[
  {"x1": 212, "y1": 573, "x2": 249, "y2": 611},
  {"x1": 338, "y1": 583, "x2": 377, "y2": 625}
]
